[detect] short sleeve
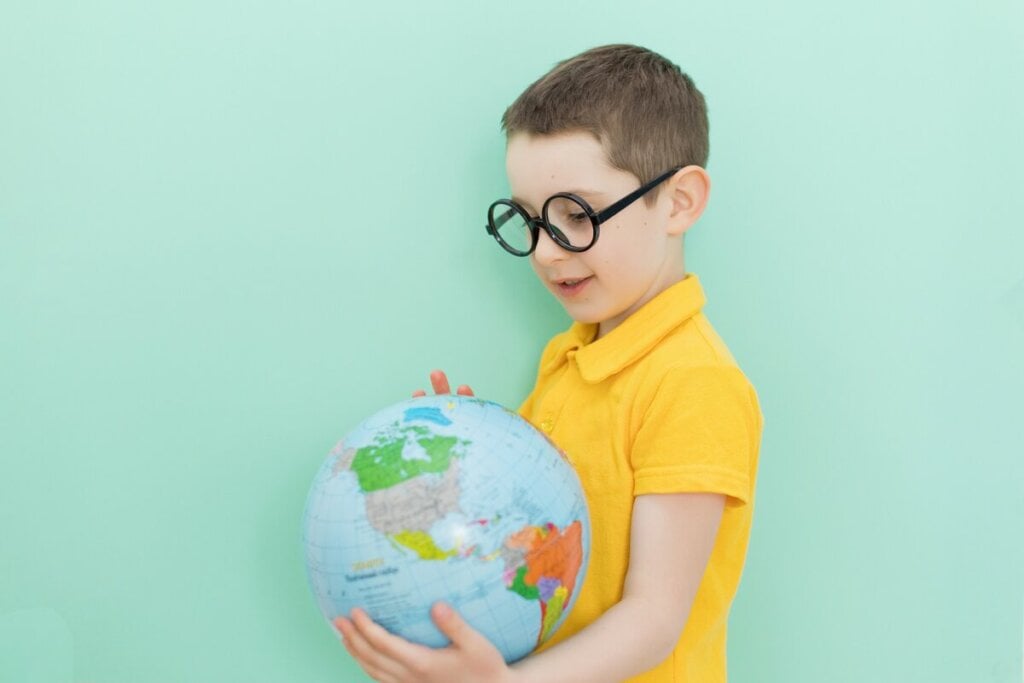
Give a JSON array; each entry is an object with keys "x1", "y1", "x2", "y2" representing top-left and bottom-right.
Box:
[{"x1": 630, "y1": 365, "x2": 757, "y2": 508}]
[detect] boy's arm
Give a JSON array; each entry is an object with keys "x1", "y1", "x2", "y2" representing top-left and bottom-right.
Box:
[
  {"x1": 337, "y1": 491, "x2": 725, "y2": 683},
  {"x1": 509, "y1": 491, "x2": 725, "y2": 683}
]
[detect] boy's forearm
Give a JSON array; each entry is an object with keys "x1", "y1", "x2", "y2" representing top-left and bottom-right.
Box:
[{"x1": 509, "y1": 595, "x2": 682, "y2": 683}]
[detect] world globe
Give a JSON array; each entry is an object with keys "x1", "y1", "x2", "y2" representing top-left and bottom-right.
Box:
[{"x1": 301, "y1": 394, "x2": 592, "y2": 664}]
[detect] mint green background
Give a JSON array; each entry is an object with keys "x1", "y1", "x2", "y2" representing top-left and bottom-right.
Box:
[{"x1": 2, "y1": 1, "x2": 1021, "y2": 681}]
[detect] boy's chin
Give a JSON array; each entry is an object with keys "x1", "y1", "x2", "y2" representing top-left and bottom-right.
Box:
[{"x1": 560, "y1": 303, "x2": 607, "y2": 326}]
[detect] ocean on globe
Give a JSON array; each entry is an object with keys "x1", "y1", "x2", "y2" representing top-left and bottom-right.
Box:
[{"x1": 301, "y1": 394, "x2": 591, "y2": 663}]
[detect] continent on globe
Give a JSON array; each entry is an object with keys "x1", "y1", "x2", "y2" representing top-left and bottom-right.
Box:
[
  {"x1": 502, "y1": 521, "x2": 584, "y2": 644},
  {"x1": 338, "y1": 408, "x2": 469, "y2": 560}
]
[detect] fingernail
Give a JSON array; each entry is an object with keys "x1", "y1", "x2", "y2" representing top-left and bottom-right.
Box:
[{"x1": 435, "y1": 603, "x2": 451, "y2": 618}]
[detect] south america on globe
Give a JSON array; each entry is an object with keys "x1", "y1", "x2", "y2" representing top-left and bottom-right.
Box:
[{"x1": 301, "y1": 394, "x2": 591, "y2": 663}]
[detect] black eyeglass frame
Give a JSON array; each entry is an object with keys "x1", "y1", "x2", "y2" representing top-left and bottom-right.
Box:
[{"x1": 485, "y1": 166, "x2": 684, "y2": 256}]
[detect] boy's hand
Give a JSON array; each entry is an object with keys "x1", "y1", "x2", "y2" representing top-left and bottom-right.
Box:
[
  {"x1": 412, "y1": 369, "x2": 474, "y2": 398},
  {"x1": 334, "y1": 603, "x2": 516, "y2": 683}
]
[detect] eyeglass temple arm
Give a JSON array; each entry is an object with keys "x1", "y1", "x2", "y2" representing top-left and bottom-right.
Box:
[{"x1": 593, "y1": 166, "x2": 684, "y2": 224}]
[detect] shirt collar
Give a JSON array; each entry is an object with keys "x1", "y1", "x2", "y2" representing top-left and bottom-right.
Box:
[{"x1": 542, "y1": 273, "x2": 707, "y2": 384}]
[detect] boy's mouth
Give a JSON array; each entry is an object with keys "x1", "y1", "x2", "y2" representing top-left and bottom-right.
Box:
[{"x1": 553, "y1": 276, "x2": 593, "y2": 296}]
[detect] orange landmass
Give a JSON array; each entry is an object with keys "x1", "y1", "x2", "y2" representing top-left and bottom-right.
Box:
[{"x1": 506, "y1": 521, "x2": 583, "y2": 597}]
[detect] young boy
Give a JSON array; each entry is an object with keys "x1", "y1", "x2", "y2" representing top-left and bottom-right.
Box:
[{"x1": 336, "y1": 43, "x2": 764, "y2": 683}]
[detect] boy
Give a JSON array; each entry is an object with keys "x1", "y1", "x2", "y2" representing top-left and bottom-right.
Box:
[{"x1": 336, "y1": 44, "x2": 764, "y2": 683}]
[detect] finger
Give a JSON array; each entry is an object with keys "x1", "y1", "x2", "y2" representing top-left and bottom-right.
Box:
[
  {"x1": 339, "y1": 622, "x2": 391, "y2": 680},
  {"x1": 430, "y1": 602, "x2": 491, "y2": 651},
  {"x1": 456, "y1": 385, "x2": 474, "y2": 397},
  {"x1": 339, "y1": 619, "x2": 404, "y2": 683},
  {"x1": 412, "y1": 389, "x2": 426, "y2": 398},
  {"x1": 335, "y1": 616, "x2": 407, "y2": 682},
  {"x1": 341, "y1": 636, "x2": 397, "y2": 683},
  {"x1": 351, "y1": 608, "x2": 433, "y2": 669},
  {"x1": 430, "y1": 370, "x2": 451, "y2": 395}
]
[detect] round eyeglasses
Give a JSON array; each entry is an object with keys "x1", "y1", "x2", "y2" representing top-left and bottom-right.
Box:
[{"x1": 485, "y1": 166, "x2": 683, "y2": 256}]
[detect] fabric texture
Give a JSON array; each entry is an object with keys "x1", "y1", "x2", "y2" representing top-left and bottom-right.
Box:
[{"x1": 517, "y1": 272, "x2": 764, "y2": 683}]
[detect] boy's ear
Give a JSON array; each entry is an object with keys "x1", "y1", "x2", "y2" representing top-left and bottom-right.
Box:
[{"x1": 665, "y1": 165, "x2": 710, "y2": 237}]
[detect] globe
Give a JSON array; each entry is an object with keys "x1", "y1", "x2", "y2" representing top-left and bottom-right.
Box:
[{"x1": 301, "y1": 394, "x2": 591, "y2": 664}]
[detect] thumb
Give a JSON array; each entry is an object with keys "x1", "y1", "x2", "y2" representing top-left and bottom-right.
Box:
[{"x1": 431, "y1": 603, "x2": 487, "y2": 650}]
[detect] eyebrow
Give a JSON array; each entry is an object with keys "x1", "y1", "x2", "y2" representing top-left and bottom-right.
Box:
[{"x1": 511, "y1": 189, "x2": 605, "y2": 211}]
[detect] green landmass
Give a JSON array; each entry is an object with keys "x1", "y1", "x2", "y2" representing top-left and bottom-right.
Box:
[
  {"x1": 508, "y1": 565, "x2": 540, "y2": 601},
  {"x1": 349, "y1": 423, "x2": 467, "y2": 492}
]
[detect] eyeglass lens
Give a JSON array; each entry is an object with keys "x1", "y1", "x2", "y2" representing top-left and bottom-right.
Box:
[
  {"x1": 491, "y1": 196, "x2": 594, "y2": 254},
  {"x1": 490, "y1": 205, "x2": 528, "y2": 254},
  {"x1": 543, "y1": 197, "x2": 593, "y2": 249}
]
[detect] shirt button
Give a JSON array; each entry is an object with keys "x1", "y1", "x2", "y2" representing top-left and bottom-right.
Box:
[{"x1": 540, "y1": 419, "x2": 554, "y2": 433}]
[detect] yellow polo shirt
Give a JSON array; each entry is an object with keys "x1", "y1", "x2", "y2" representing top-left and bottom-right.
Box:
[{"x1": 517, "y1": 272, "x2": 763, "y2": 683}]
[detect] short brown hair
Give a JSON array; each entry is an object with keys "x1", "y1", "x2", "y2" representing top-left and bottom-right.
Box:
[{"x1": 501, "y1": 44, "x2": 709, "y2": 206}]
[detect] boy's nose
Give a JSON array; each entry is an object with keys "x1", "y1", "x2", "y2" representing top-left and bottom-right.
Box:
[{"x1": 532, "y1": 226, "x2": 570, "y2": 266}]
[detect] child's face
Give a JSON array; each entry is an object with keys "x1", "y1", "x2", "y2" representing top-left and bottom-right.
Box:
[{"x1": 505, "y1": 130, "x2": 692, "y2": 339}]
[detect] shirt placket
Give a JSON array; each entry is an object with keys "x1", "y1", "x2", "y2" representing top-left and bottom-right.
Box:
[{"x1": 535, "y1": 350, "x2": 580, "y2": 457}]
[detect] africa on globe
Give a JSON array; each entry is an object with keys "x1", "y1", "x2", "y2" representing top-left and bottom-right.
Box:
[{"x1": 301, "y1": 394, "x2": 591, "y2": 663}]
